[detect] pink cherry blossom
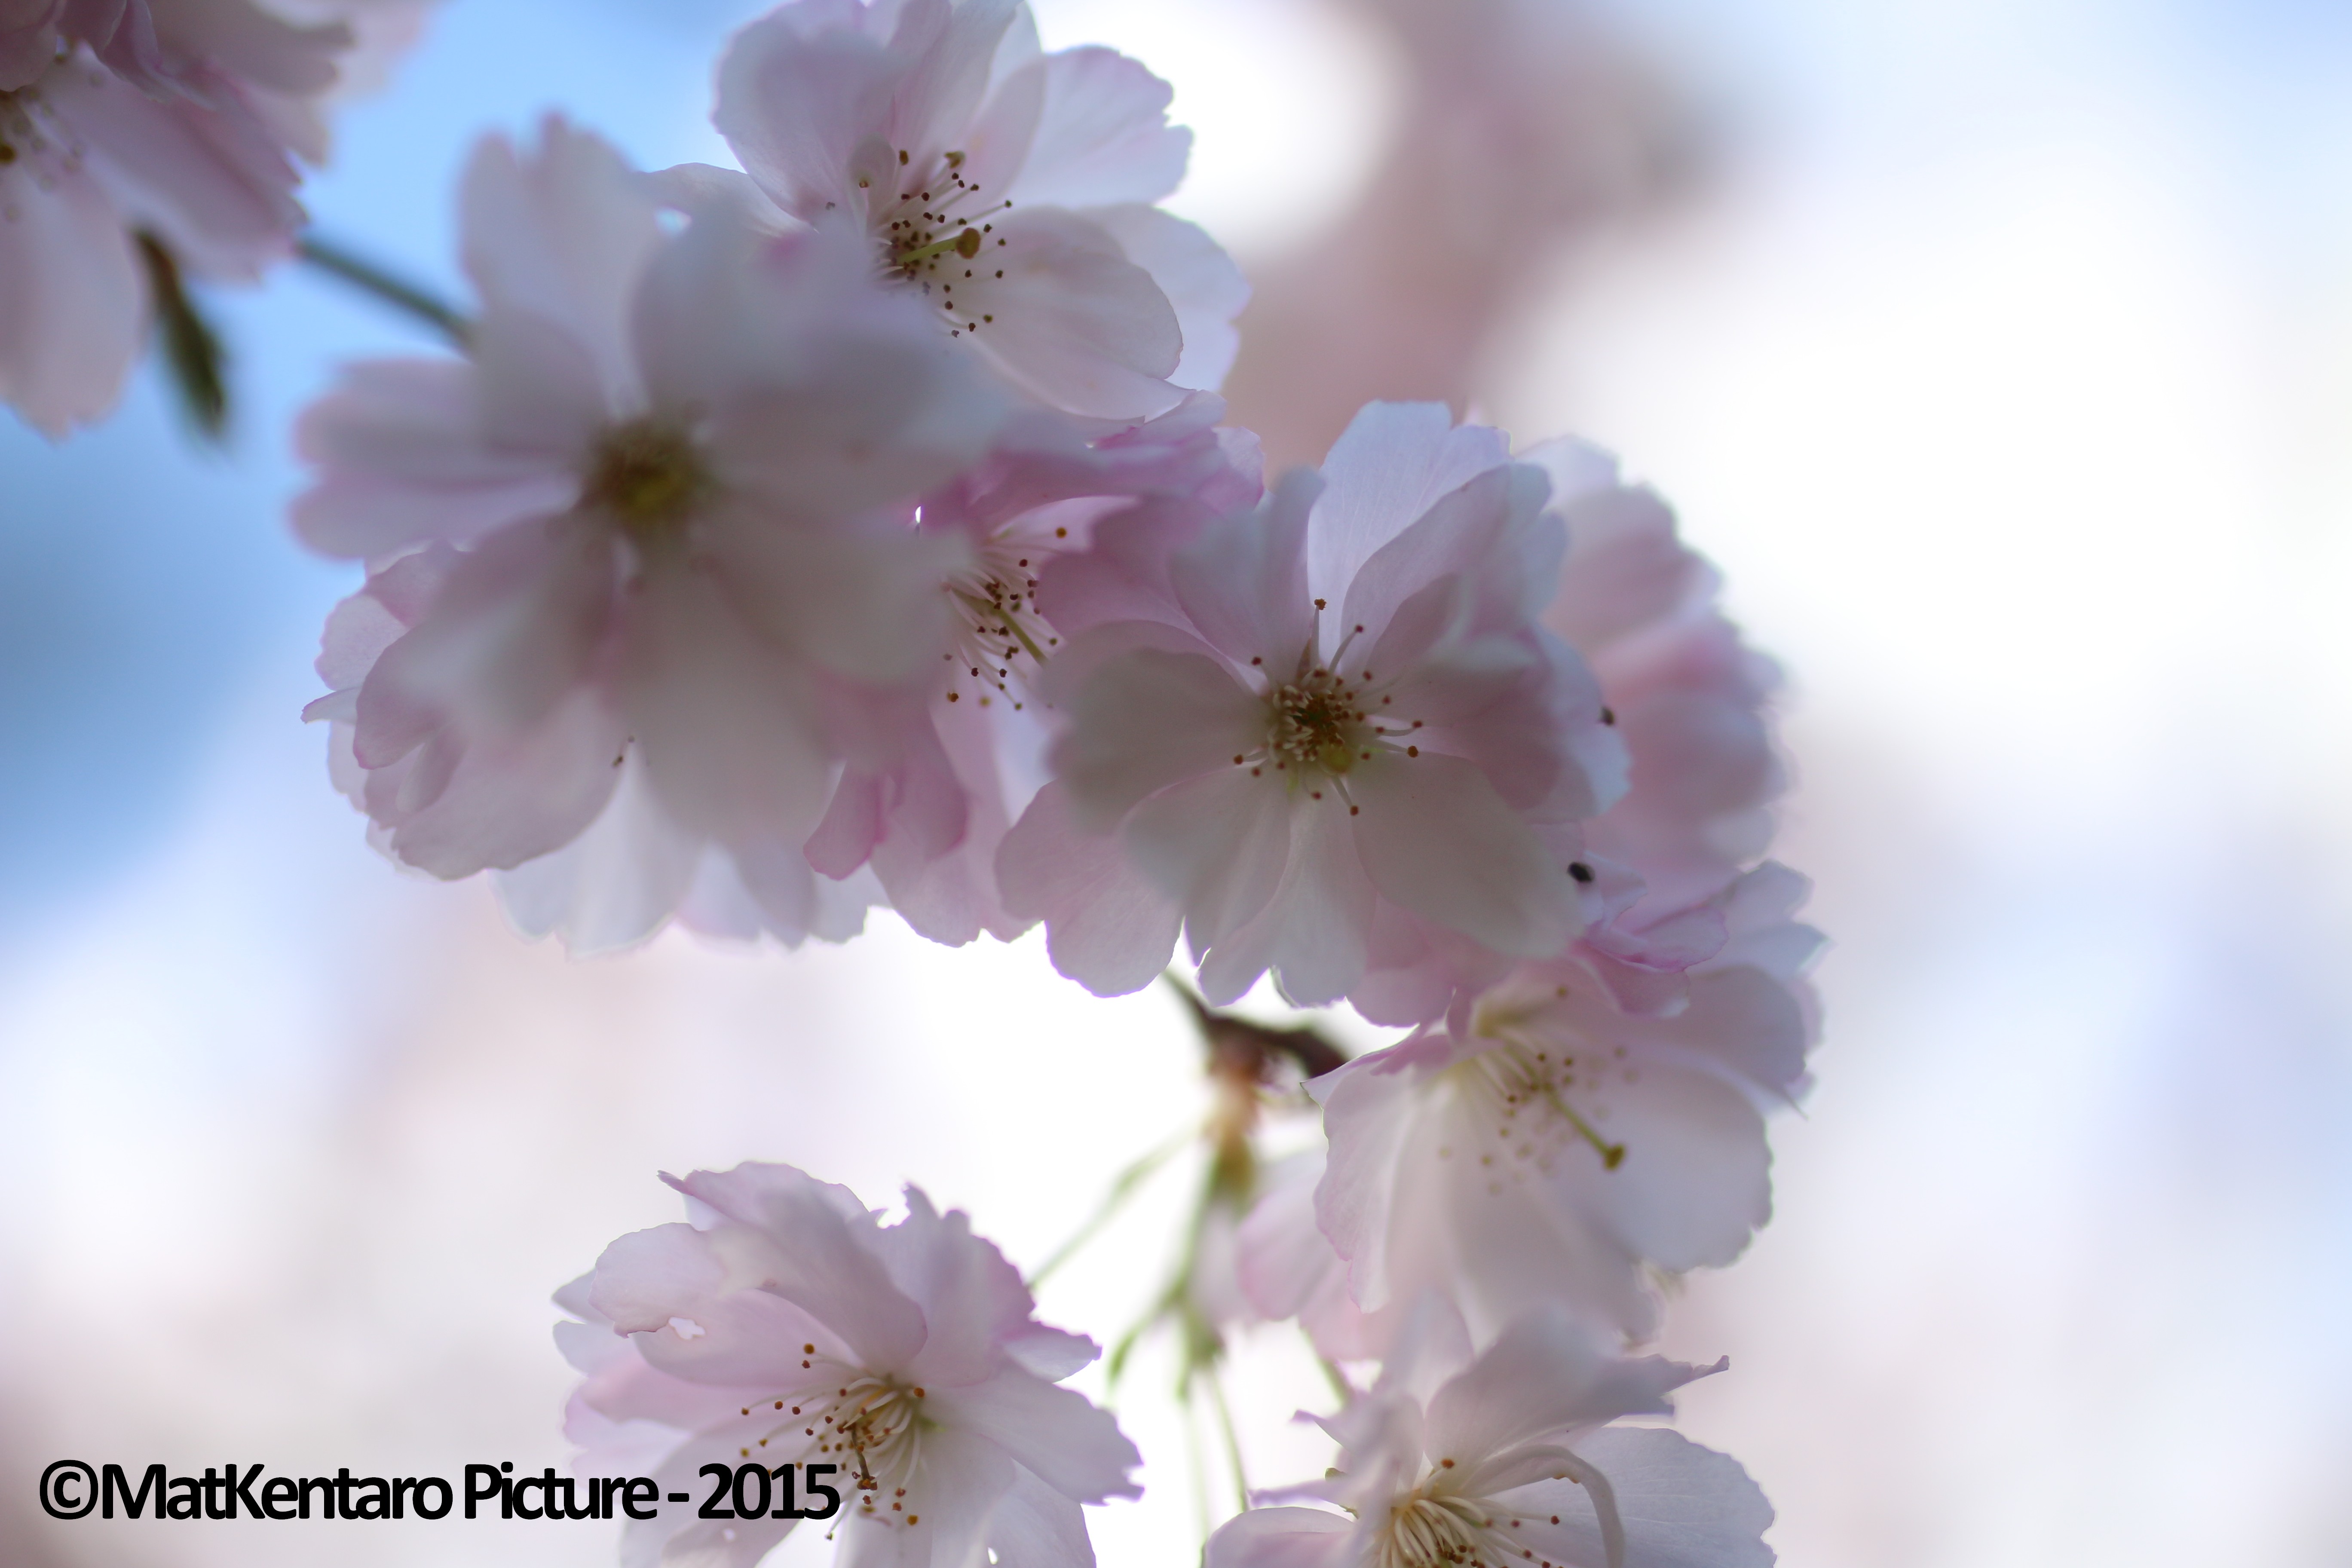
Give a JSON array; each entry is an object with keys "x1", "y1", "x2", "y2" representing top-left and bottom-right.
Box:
[
  {"x1": 298, "y1": 118, "x2": 1007, "y2": 952},
  {"x1": 698, "y1": 0, "x2": 1247, "y2": 421},
  {"x1": 997, "y1": 401, "x2": 1626, "y2": 1015},
  {"x1": 1531, "y1": 438, "x2": 1785, "y2": 922},
  {"x1": 1241, "y1": 865, "x2": 1820, "y2": 1353},
  {"x1": 560, "y1": 1162, "x2": 1140, "y2": 1568},
  {"x1": 801, "y1": 391, "x2": 1264, "y2": 945},
  {"x1": 0, "y1": 0, "x2": 420, "y2": 432},
  {"x1": 1205, "y1": 1302, "x2": 1772, "y2": 1568}
]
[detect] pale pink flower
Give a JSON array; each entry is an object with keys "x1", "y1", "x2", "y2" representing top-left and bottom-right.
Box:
[
  {"x1": 298, "y1": 118, "x2": 1006, "y2": 952},
  {"x1": 1205, "y1": 1302, "x2": 1772, "y2": 1568},
  {"x1": 0, "y1": 0, "x2": 417, "y2": 432},
  {"x1": 1533, "y1": 438, "x2": 1784, "y2": 922},
  {"x1": 698, "y1": 0, "x2": 1247, "y2": 421},
  {"x1": 997, "y1": 401, "x2": 1626, "y2": 1014},
  {"x1": 559, "y1": 1162, "x2": 1140, "y2": 1568},
  {"x1": 803, "y1": 392, "x2": 1264, "y2": 945},
  {"x1": 1243, "y1": 866, "x2": 1820, "y2": 1352}
]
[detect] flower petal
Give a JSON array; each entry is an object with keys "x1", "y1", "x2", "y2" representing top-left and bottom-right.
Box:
[
  {"x1": 1204, "y1": 1506, "x2": 1357, "y2": 1568},
  {"x1": 960, "y1": 205, "x2": 1185, "y2": 420},
  {"x1": 1348, "y1": 750, "x2": 1580, "y2": 957},
  {"x1": 996, "y1": 781, "x2": 1183, "y2": 995},
  {"x1": 926, "y1": 1366, "x2": 1141, "y2": 1504},
  {"x1": 1005, "y1": 45, "x2": 1190, "y2": 208}
]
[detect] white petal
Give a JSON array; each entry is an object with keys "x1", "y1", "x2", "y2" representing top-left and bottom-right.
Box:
[
  {"x1": 494, "y1": 753, "x2": 705, "y2": 955},
  {"x1": 1050, "y1": 645, "x2": 1261, "y2": 828},
  {"x1": 1503, "y1": 1428, "x2": 1774, "y2": 1568},
  {"x1": 1124, "y1": 765, "x2": 1295, "y2": 952},
  {"x1": 1348, "y1": 750, "x2": 1580, "y2": 957},
  {"x1": 985, "y1": 1465, "x2": 1097, "y2": 1568},
  {"x1": 292, "y1": 357, "x2": 579, "y2": 559},
  {"x1": 714, "y1": 11, "x2": 901, "y2": 216},
  {"x1": 1169, "y1": 468, "x2": 1317, "y2": 667},
  {"x1": 1306, "y1": 402, "x2": 1512, "y2": 612},
  {"x1": 620, "y1": 563, "x2": 832, "y2": 848},
  {"x1": 996, "y1": 781, "x2": 1183, "y2": 995},
  {"x1": 1002, "y1": 46, "x2": 1190, "y2": 208},
  {"x1": 926, "y1": 1367, "x2": 1141, "y2": 1504},
  {"x1": 1088, "y1": 202, "x2": 1248, "y2": 392},
  {"x1": 459, "y1": 116, "x2": 662, "y2": 409},
  {"x1": 1204, "y1": 1507, "x2": 1357, "y2": 1568},
  {"x1": 1197, "y1": 793, "x2": 1374, "y2": 1008},
  {"x1": 960, "y1": 205, "x2": 1185, "y2": 420}
]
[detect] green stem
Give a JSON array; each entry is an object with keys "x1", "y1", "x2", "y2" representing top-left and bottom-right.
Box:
[
  {"x1": 297, "y1": 232, "x2": 472, "y2": 346},
  {"x1": 1027, "y1": 1130, "x2": 1190, "y2": 1289},
  {"x1": 1202, "y1": 1360, "x2": 1251, "y2": 1518}
]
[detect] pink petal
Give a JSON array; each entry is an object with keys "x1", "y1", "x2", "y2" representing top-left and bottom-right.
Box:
[
  {"x1": 0, "y1": 159, "x2": 140, "y2": 435},
  {"x1": 996, "y1": 780, "x2": 1182, "y2": 995},
  {"x1": 1088, "y1": 202, "x2": 1248, "y2": 392},
  {"x1": 1348, "y1": 750, "x2": 1581, "y2": 957},
  {"x1": 1002, "y1": 46, "x2": 1189, "y2": 209},
  {"x1": 960, "y1": 205, "x2": 1185, "y2": 419}
]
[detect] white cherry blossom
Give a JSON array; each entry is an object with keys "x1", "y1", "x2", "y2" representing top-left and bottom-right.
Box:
[
  {"x1": 297, "y1": 118, "x2": 1005, "y2": 952},
  {"x1": 997, "y1": 401, "x2": 1626, "y2": 1015},
  {"x1": 699, "y1": 0, "x2": 1247, "y2": 421},
  {"x1": 561, "y1": 1162, "x2": 1140, "y2": 1568},
  {"x1": 1206, "y1": 1303, "x2": 1772, "y2": 1568},
  {"x1": 1242, "y1": 866, "x2": 1820, "y2": 1352}
]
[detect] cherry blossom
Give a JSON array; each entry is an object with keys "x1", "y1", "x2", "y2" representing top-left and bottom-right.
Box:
[
  {"x1": 801, "y1": 391, "x2": 1263, "y2": 945},
  {"x1": 1531, "y1": 439, "x2": 1783, "y2": 922},
  {"x1": 698, "y1": 0, "x2": 1247, "y2": 420},
  {"x1": 1206, "y1": 1303, "x2": 1772, "y2": 1568},
  {"x1": 1344, "y1": 441, "x2": 1788, "y2": 1029},
  {"x1": 1242, "y1": 866, "x2": 1820, "y2": 1352},
  {"x1": 996, "y1": 401, "x2": 1627, "y2": 1015},
  {"x1": 0, "y1": 0, "x2": 424, "y2": 432},
  {"x1": 298, "y1": 118, "x2": 1006, "y2": 952},
  {"x1": 560, "y1": 1162, "x2": 1140, "y2": 1568}
]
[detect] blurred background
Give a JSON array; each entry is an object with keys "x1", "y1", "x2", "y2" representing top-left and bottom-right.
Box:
[{"x1": 5, "y1": 0, "x2": 2352, "y2": 1565}]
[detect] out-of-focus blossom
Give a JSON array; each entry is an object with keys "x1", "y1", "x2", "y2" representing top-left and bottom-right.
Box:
[
  {"x1": 804, "y1": 392, "x2": 1263, "y2": 945},
  {"x1": 998, "y1": 401, "x2": 1625, "y2": 1016},
  {"x1": 1205, "y1": 1303, "x2": 1771, "y2": 1568},
  {"x1": 0, "y1": 0, "x2": 428, "y2": 433},
  {"x1": 1223, "y1": 0, "x2": 1699, "y2": 467},
  {"x1": 699, "y1": 0, "x2": 1247, "y2": 421},
  {"x1": 560, "y1": 1162, "x2": 1139, "y2": 1568},
  {"x1": 1246, "y1": 865, "x2": 1819, "y2": 1352},
  {"x1": 298, "y1": 118, "x2": 1006, "y2": 952}
]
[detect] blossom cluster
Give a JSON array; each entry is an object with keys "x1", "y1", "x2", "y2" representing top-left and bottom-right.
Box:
[
  {"x1": 457, "y1": 7, "x2": 1825, "y2": 1568},
  {"x1": 8, "y1": 0, "x2": 1823, "y2": 1563}
]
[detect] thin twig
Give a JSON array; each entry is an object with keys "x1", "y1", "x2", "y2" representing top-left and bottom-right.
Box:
[{"x1": 297, "y1": 232, "x2": 472, "y2": 346}]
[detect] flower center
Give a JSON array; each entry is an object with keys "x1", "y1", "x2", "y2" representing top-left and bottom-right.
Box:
[
  {"x1": 860, "y1": 146, "x2": 1015, "y2": 342},
  {"x1": 0, "y1": 82, "x2": 70, "y2": 177},
  {"x1": 1267, "y1": 668, "x2": 1369, "y2": 775},
  {"x1": 1229, "y1": 607, "x2": 1428, "y2": 802},
  {"x1": 581, "y1": 417, "x2": 709, "y2": 542},
  {"x1": 739, "y1": 1366, "x2": 931, "y2": 1525},
  {"x1": 1452, "y1": 1008, "x2": 1628, "y2": 1175},
  {"x1": 942, "y1": 539, "x2": 1050, "y2": 710},
  {"x1": 1375, "y1": 1491, "x2": 1501, "y2": 1568}
]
